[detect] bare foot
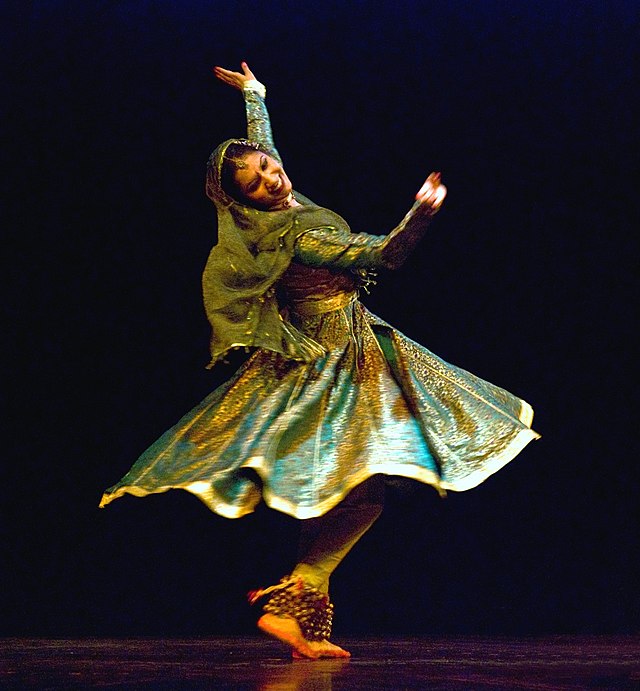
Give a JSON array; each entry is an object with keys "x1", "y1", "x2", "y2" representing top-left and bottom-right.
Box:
[
  {"x1": 292, "y1": 639, "x2": 351, "y2": 659},
  {"x1": 257, "y1": 613, "x2": 320, "y2": 659}
]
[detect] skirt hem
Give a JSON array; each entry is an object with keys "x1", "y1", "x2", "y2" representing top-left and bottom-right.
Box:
[{"x1": 98, "y1": 424, "x2": 538, "y2": 519}]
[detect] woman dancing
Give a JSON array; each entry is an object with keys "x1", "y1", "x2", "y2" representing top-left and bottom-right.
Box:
[{"x1": 100, "y1": 62, "x2": 539, "y2": 659}]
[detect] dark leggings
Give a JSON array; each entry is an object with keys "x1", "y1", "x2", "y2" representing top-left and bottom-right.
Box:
[{"x1": 292, "y1": 476, "x2": 385, "y2": 594}]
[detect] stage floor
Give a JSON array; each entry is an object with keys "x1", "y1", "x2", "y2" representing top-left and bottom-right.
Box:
[{"x1": 1, "y1": 636, "x2": 638, "y2": 689}]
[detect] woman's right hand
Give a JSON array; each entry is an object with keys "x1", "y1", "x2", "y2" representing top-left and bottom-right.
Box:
[{"x1": 213, "y1": 61, "x2": 257, "y2": 90}]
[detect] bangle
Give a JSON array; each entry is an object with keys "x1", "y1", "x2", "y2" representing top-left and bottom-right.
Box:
[{"x1": 243, "y1": 79, "x2": 266, "y2": 98}]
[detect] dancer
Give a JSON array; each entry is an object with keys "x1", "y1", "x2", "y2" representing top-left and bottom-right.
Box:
[{"x1": 100, "y1": 62, "x2": 539, "y2": 659}]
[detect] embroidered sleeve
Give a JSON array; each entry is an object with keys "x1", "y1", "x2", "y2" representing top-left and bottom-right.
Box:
[
  {"x1": 243, "y1": 84, "x2": 283, "y2": 164},
  {"x1": 294, "y1": 202, "x2": 435, "y2": 270}
]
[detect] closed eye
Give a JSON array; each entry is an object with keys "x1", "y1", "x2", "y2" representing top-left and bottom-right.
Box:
[{"x1": 246, "y1": 178, "x2": 260, "y2": 193}]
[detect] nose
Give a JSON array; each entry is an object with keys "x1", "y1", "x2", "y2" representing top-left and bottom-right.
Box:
[{"x1": 263, "y1": 169, "x2": 280, "y2": 189}]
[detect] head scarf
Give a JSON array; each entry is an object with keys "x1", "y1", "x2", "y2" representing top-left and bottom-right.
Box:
[{"x1": 202, "y1": 138, "x2": 337, "y2": 367}]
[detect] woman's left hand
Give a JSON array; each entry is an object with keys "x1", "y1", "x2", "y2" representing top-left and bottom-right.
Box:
[
  {"x1": 415, "y1": 172, "x2": 447, "y2": 213},
  {"x1": 213, "y1": 61, "x2": 257, "y2": 90}
]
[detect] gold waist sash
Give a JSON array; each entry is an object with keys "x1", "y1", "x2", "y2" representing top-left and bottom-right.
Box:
[{"x1": 289, "y1": 291, "x2": 357, "y2": 317}]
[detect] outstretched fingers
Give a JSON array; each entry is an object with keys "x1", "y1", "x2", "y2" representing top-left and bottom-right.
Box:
[
  {"x1": 212, "y1": 62, "x2": 257, "y2": 90},
  {"x1": 415, "y1": 171, "x2": 446, "y2": 212},
  {"x1": 212, "y1": 66, "x2": 241, "y2": 89},
  {"x1": 416, "y1": 172, "x2": 440, "y2": 199}
]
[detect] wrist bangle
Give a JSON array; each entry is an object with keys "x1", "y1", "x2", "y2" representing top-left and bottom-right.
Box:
[{"x1": 243, "y1": 79, "x2": 266, "y2": 98}]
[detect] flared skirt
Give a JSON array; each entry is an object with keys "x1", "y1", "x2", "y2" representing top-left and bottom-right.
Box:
[{"x1": 100, "y1": 302, "x2": 539, "y2": 518}]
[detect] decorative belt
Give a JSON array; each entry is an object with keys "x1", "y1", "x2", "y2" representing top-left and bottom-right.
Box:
[{"x1": 289, "y1": 291, "x2": 358, "y2": 317}]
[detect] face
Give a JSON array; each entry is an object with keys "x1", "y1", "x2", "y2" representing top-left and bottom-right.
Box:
[{"x1": 233, "y1": 151, "x2": 293, "y2": 209}]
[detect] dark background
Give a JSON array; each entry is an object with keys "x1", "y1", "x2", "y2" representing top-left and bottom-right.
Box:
[{"x1": 3, "y1": 1, "x2": 638, "y2": 637}]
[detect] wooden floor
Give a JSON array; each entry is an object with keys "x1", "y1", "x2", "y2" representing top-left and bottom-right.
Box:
[{"x1": 1, "y1": 637, "x2": 638, "y2": 689}]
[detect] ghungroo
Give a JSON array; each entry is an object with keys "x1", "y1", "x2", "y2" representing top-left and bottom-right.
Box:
[{"x1": 248, "y1": 575, "x2": 334, "y2": 641}]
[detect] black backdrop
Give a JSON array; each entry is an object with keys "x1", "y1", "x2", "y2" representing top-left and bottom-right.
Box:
[{"x1": 3, "y1": 1, "x2": 638, "y2": 637}]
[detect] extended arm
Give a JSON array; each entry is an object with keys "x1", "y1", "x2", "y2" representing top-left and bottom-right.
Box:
[
  {"x1": 294, "y1": 173, "x2": 447, "y2": 270},
  {"x1": 213, "y1": 62, "x2": 282, "y2": 162}
]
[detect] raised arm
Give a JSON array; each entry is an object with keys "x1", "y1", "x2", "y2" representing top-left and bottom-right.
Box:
[
  {"x1": 294, "y1": 173, "x2": 447, "y2": 270},
  {"x1": 213, "y1": 62, "x2": 282, "y2": 163}
]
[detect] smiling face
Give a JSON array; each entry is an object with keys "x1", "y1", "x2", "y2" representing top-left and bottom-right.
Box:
[{"x1": 231, "y1": 150, "x2": 293, "y2": 210}]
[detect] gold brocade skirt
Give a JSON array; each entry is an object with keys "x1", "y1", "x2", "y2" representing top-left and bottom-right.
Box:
[{"x1": 100, "y1": 300, "x2": 539, "y2": 518}]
